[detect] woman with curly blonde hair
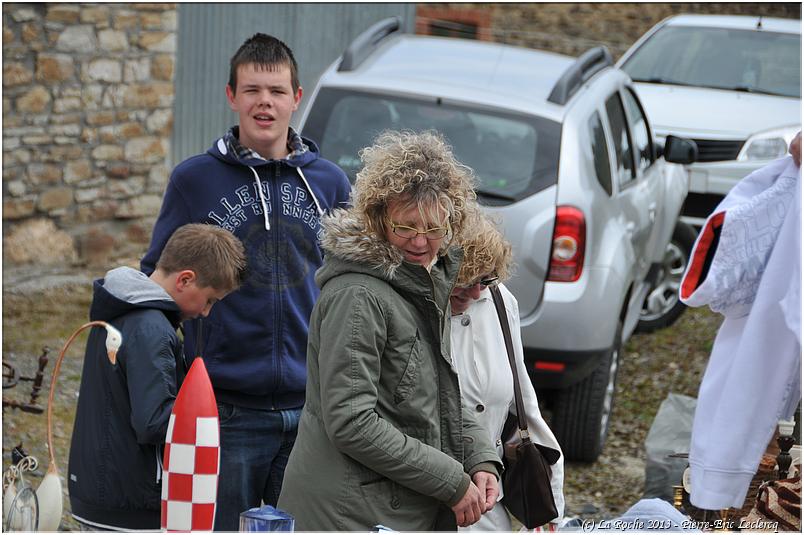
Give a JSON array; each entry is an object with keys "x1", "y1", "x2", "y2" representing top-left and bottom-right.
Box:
[
  {"x1": 278, "y1": 131, "x2": 502, "y2": 531},
  {"x1": 450, "y1": 212, "x2": 566, "y2": 530}
]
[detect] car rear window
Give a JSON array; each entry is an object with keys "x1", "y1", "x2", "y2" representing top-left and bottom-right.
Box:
[
  {"x1": 622, "y1": 25, "x2": 801, "y2": 98},
  {"x1": 302, "y1": 88, "x2": 561, "y2": 204}
]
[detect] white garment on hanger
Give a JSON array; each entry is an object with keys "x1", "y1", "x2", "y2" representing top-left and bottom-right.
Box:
[{"x1": 680, "y1": 156, "x2": 801, "y2": 510}]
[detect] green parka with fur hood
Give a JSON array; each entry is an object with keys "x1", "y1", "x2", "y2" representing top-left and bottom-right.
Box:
[{"x1": 278, "y1": 209, "x2": 502, "y2": 531}]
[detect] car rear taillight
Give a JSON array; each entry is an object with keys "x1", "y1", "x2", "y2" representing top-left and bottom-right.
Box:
[{"x1": 548, "y1": 206, "x2": 586, "y2": 282}]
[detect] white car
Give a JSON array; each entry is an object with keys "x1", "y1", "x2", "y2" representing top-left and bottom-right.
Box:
[{"x1": 618, "y1": 14, "x2": 801, "y2": 225}]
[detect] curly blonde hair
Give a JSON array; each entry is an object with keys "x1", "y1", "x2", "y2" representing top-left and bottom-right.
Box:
[
  {"x1": 352, "y1": 130, "x2": 477, "y2": 252},
  {"x1": 456, "y1": 209, "x2": 513, "y2": 286}
]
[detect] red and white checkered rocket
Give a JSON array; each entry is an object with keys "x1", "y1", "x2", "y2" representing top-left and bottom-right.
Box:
[{"x1": 161, "y1": 357, "x2": 219, "y2": 532}]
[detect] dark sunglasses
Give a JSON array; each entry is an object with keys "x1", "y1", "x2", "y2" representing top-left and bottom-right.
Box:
[{"x1": 479, "y1": 276, "x2": 499, "y2": 287}]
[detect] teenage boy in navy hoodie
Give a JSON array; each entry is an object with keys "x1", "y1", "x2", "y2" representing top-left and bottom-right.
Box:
[{"x1": 141, "y1": 33, "x2": 351, "y2": 531}]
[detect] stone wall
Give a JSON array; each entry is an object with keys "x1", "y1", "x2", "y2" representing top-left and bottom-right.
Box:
[
  {"x1": 422, "y1": 3, "x2": 800, "y2": 58},
  {"x1": 3, "y1": 3, "x2": 176, "y2": 266}
]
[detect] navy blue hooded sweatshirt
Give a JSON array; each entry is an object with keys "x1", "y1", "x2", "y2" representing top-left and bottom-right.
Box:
[{"x1": 141, "y1": 128, "x2": 351, "y2": 410}]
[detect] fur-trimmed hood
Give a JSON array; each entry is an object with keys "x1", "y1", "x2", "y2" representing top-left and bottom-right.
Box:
[
  {"x1": 318, "y1": 209, "x2": 404, "y2": 280},
  {"x1": 316, "y1": 208, "x2": 462, "y2": 290}
]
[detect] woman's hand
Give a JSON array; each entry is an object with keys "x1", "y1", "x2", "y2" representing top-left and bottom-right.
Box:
[
  {"x1": 451, "y1": 481, "x2": 484, "y2": 527},
  {"x1": 471, "y1": 471, "x2": 499, "y2": 511},
  {"x1": 790, "y1": 131, "x2": 801, "y2": 168}
]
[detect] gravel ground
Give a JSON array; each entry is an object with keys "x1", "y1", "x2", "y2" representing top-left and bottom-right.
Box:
[{"x1": 2, "y1": 268, "x2": 720, "y2": 530}]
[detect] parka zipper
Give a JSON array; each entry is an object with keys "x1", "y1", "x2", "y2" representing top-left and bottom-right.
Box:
[
  {"x1": 425, "y1": 265, "x2": 457, "y2": 367},
  {"x1": 156, "y1": 445, "x2": 163, "y2": 483}
]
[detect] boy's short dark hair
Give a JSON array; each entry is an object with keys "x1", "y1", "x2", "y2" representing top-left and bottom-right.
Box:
[
  {"x1": 156, "y1": 224, "x2": 247, "y2": 292},
  {"x1": 228, "y1": 33, "x2": 300, "y2": 93}
]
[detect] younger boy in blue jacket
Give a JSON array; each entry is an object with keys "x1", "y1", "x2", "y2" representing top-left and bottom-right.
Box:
[{"x1": 68, "y1": 224, "x2": 246, "y2": 531}]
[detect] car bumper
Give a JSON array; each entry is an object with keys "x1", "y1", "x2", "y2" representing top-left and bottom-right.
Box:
[
  {"x1": 682, "y1": 159, "x2": 770, "y2": 225},
  {"x1": 519, "y1": 266, "x2": 624, "y2": 388},
  {"x1": 525, "y1": 345, "x2": 610, "y2": 389}
]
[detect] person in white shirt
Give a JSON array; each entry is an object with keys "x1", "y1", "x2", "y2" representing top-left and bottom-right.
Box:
[{"x1": 451, "y1": 213, "x2": 565, "y2": 531}]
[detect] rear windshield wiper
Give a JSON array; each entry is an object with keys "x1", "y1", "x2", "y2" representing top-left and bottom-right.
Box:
[{"x1": 475, "y1": 189, "x2": 516, "y2": 202}]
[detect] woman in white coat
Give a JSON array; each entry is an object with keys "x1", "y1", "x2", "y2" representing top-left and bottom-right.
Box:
[{"x1": 451, "y1": 214, "x2": 565, "y2": 531}]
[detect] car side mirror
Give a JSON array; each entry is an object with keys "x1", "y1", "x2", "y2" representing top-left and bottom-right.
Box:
[{"x1": 663, "y1": 135, "x2": 698, "y2": 164}]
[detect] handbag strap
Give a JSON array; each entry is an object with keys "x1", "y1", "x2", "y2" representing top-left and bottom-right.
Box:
[{"x1": 489, "y1": 284, "x2": 529, "y2": 439}]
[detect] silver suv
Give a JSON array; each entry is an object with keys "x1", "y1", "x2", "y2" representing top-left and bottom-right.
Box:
[{"x1": 298, "y1": 19, "x2": 696, "y2": 461}]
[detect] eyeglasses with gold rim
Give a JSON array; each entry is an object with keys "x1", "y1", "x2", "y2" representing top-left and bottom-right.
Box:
[{"x1": 387, "y1": 220, "x2": 449, "y2": 240}]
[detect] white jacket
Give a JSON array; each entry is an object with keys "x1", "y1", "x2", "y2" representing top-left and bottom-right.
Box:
[
  {"x1": 680, "y1": 156, "x2": 801, "y2": 510},
  {"x1": 451, "y1": 283, "x2": 565, "y2": 531}
]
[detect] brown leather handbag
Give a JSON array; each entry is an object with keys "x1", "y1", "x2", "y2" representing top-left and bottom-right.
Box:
[{"x1": 490, "y1": 284, "x2": 561, "y2": 529}]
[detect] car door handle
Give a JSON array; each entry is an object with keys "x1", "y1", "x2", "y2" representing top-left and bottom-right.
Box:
[{"x1": 648, "y1": 202, "x2": 657, "y2": 222}]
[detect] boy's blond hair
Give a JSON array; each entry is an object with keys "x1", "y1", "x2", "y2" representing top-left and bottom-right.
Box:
[
  {"x1": 457, "y1": 210, "x2": 513, "y2": 287},
  {"x1": 155, "y1": 224, "x2": 246, "y2": 291}
]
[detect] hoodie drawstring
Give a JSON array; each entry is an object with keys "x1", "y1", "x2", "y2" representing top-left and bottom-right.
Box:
[
  {"x1": 296, "y1": 167, "x2": 325, "y2": 218},
  {"x1": 249, "y1": 165, "x2": 271, "y2": 231},
  {"x1": 250, "y1": 165, "x2": 325, "y2": 232}
]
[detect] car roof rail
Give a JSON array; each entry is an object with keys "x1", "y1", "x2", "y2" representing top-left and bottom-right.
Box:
[
  {"x1": 338, "y1": 17, "x2": 402, "y2": 72},
  {"x1": 547, "y1": 46, "x2": 613, "y2": 105}
]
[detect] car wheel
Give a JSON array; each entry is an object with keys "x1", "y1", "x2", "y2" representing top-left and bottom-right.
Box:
[
  {"x1": 636, "y1": 222, "x2": 697, "y2": 333},
  {"x1": 551, "y1": 322, "x2": 622, "y2": 462}
]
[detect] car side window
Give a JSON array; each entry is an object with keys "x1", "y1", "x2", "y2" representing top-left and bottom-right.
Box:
[
  {"x1": 622, "y1": 88, "x2": 654, "y2": 173},
  {"x1": 604, "y1": 92, "x2": 636, "y2": 188},
  {"x1": 587, "y1": 111, "x2": 613, "y2": 196}
]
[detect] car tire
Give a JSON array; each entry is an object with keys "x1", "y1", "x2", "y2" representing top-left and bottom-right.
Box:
[
  {"x1": 551, "y1": 322, "x2": 622, "y2": 462},
  {"x1": 636, "y1": 222, "x2": 697, "y2": 333}
]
